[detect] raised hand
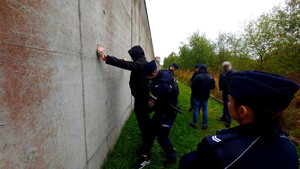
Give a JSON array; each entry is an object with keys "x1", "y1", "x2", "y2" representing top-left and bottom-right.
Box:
[{"x1": 97, "y1": 43, "x2": 105, "y2": 60}]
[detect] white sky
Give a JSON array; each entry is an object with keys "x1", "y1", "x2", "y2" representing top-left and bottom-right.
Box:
[{"x1": 146, "y1": 0, "x2": 285, "y2": 63}]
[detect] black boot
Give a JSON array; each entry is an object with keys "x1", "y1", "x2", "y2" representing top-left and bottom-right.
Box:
[
  {"x1": 189, "y1": 123, "x2": 197, "y2": 129},
  {"x1": 202, "y1": 124, "x2": 208, "y2": 130},
  {"x1": 217, "y1": 117, "x2": 226, "y2": 122}
]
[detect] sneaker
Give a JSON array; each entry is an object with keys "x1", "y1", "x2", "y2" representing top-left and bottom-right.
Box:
[
  {"x1": 132, "y1": 156, "x2": 150, "y2": 169},
  {"x1": 202, "y1": 125, "x2": 208, "y2": 130},
  {"x1": 225, "y1": 121, "x2": 231, "y2": 128},
  {"x1": 188, "y1": 108, "x2": 193, "y2": 112},
  {"x1": 163, "y1": 156, "x2": 177, "y2": 167},
  {"x1": 217, "y1": 117, "x2": 226, "y2": 122},
  {"x1": 189, "y1": 123, "x2": 197, "y2": 129}
]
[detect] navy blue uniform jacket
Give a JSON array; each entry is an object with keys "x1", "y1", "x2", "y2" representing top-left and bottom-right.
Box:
[
  {"x1": 179, "y1": 123, "x2": 299, "y2": 169},
  {"x1": 150, "y1": 70, "x2": 179, "y2": 113}
]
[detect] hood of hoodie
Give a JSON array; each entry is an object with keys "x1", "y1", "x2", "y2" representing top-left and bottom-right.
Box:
[
  {"x1": 128, "y1": 45, "x2": 146, "y2": 61},
  {"x1": 199, "y1": 64, "x2": 208, "y2": 73}
]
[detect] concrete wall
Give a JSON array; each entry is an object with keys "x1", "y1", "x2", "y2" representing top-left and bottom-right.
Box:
[{"x1": 0, "y1": 0, "x2": 154, "y2": 168}]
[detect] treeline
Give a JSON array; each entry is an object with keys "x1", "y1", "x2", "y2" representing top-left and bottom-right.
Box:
[{"x1": 163, "y1": 0, "x2": 299, "y2": 81}]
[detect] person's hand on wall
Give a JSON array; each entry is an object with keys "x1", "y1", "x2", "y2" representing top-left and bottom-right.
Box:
[
  {"x1": 97, "y1": 43, "x2": 106, "y2": 61},
  {"x1": 123, "y1": 56, "x2": 127, "y2": 61}
]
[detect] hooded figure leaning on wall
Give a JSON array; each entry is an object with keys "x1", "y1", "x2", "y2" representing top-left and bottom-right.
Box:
[{"x1": 96, "y1": 44, "x2": 152, "y2": 155}]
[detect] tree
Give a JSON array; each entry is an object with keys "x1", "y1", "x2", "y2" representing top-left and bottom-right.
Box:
[{"x1": 163, "y1": 52, "x2": 179, "y2": 68}]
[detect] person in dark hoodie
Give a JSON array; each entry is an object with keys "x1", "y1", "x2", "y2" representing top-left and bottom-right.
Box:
[
  {"x1": 189, "y1": 63, "x2": 202, "y2": 112},
  {"x1": 179, "y1": 71, "x2": 299, "y2": 169},
  {"x1": 96, "y1": 44, "x2": 151, "y2": 153},
  {"x1": 189, "y1": 64, "x2": 215, "y2": 130}
]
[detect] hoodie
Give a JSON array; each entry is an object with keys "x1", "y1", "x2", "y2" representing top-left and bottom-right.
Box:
[
  {"x1": 106, "y1": 46, "x2": 149, "y2": 106},
  {"x1": 190, "y1": 65, "x2": 215, "y2": 101}
]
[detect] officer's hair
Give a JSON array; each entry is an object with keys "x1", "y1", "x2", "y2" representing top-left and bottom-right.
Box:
[{"x1": 233, "y1": 96, "x2": 282, "y2": 124}]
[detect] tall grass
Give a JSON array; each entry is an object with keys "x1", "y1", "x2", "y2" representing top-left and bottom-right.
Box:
[{"x1": 174, "y1": 69, "x2": 300, "y2": 141}]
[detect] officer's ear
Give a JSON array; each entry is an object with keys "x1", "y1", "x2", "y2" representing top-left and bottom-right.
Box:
[
  {"x1": 238, "y1": 105, "x2": 255, "y2": 124},
  {"x1": 238, "y1": 105, "x2": 248, "y2": 119}
]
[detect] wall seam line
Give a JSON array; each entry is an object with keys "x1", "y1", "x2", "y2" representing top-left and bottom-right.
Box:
[
  {"x1": 78, "y1": 0, "x2": 89, "y2": 166},
  {"x1": 119, "y1": 0, "x2": 131, "y2": 19},
  {"x1": 0, "y1": 42, "x2": 76, "y2": 56}
]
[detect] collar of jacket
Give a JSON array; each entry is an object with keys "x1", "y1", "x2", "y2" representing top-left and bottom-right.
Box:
[{"x1": 216, "y1": 122, "x2": 286, "y2": 137}]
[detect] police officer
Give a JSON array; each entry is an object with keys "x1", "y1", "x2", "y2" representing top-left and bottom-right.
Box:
[
  {"x1": 167, "y1": 63, "x2": 179, "y2": 76},
  {"x1": 189, "y1": 63, "x2": 202, "y2": 112},
  {"x1": 133, "y1": 60, "x2": 179, "y2": 169},
  {"x1": 179, "y1": 71, "x2": 299, "y2": 169},
  {"x1": 217, "y1": 61, "x2": 237, "y2": 127},
  {"x1": 96, "y1": 44, "x2": 152, "y2": 154}
]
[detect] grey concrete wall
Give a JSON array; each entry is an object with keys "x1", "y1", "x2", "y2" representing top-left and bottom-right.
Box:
[{"x1": 0, "y1": 0, "x2": 154, "y2": 168}]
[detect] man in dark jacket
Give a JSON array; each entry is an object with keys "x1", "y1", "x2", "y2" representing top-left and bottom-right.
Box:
[
  {"x1": 189, "y1": 64, "x2": 215, "y2": 130},
  {"x1": 189, "y1": 63, "x2": 201, "y2": 112},
  {"x1": 96, "y1": 44, "x2": 151, "y2": 151},
  {"x1": 217, "y1": 61, "x2": 237, "y2": 128},
  {"x1": 179, "y1": 71, "x2": 299, "y2": 169}
]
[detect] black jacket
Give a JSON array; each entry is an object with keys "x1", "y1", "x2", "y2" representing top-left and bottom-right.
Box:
[
  {"x1": 190, "y1": 65, "x2": 215, "y2": 101},
  {"x1": 179, "y1": 123, "x2": 299, "y2": 169},
  {"x1": 219, "y1": 69, "x2": 237, "y2": 93},
  {"x1": 106, "y1": 46, "x2": 149, "y2": 106},
  {"x1": 190, "y1": 71, "x2": 198, "y2": 83}
]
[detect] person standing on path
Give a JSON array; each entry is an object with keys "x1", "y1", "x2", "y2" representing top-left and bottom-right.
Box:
[
  {"x1": 217, "y1": 61, "x2": 237, "y2": 128},
  {"x1": 189, "y1": 63, "x2": 202, "y2": 112},
  {"x1": 189, "y1": 64, "x2": 215, "y2": 130}
]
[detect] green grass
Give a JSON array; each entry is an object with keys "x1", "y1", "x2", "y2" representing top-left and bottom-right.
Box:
[
  {"x1": 101, "y1": 82, "x2": 299, "y2": 169},
  {"x1": 101, "y1": 82, "x2": 238, "y2": 169}
]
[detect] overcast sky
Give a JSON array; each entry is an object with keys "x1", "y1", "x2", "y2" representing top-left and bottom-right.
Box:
[{"x1": 145, "y1": 0, "x2": 285, "y2": 63}]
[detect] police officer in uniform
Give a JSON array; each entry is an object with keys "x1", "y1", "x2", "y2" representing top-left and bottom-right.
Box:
[
  {"x1": 133, "y1": 60, "x2": 179, "y2": 169},
  {"x1": 96, "y1": 44, "x2": 152, "y2": 154},
  {"x1": 179, "y1": 71, "x2": 299, "y2": 169},
  {"x1": 167, "y1": 63, "x2": 179, "y2": 76}
]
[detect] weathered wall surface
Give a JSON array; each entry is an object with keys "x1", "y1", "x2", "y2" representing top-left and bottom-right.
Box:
[{"x1": 0, "y1": 0, "x2": 154, "y2": 168}]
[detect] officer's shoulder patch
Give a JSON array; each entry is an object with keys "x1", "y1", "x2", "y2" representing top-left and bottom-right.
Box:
[{"x1": 205, "y1": 134, "x2": 240, "y2": 147}]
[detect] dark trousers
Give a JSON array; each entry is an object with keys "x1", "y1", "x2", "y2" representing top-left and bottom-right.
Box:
[
  {"x1": 190, "y1": 95, "x2": 194, "y2": 108},
  {"x1": 135, "y1": 106, "x2": 151, "y2": 139},
  {"x1": 134, "y1": 93, "x2": 152, "y2": 152},
  {"x1": 221, "y1": 92, "x2": 231, "y2": 122},
  {"x1": 140, "y1": 111, "x2": 177, "y2": 158}
]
